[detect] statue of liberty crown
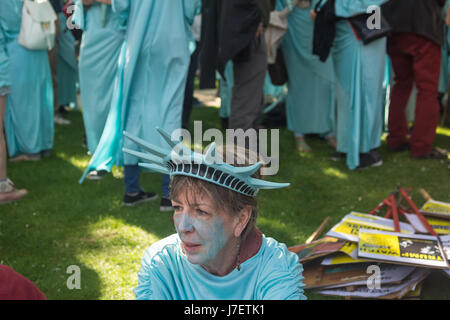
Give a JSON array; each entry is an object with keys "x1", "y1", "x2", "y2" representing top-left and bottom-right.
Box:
[{"x1": 122, "y1": 128, "x2": 290, "y2": 198}]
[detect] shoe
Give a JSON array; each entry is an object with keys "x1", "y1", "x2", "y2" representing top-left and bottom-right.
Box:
[
  {"x1": 357, "y1": 150, "x2": 383, "y2": 170},
  {"x1": 9, "y1": 153, "x2": 41, "y2": 162},
  {"x1": 54, "y1": 113, "x2": 71, "y2": 125},
  {"x1": 160, "y1": 197, "x2": 174, "y2": 212},
  {"x1": 86, "y1": 170, "x2": 108, "y2": 181},
  {"x1": 41, "y1": 150, "x2": 51, "y2": 158},
  {"x1": 331, "y1": 152, "x2": 346, "y2": 161},
  {"x1": 411, "y1": 147, "x2": 448, "y2": 160},
  {"x1": 58, "y1": 105, "x2": 69, "y2": 115},
  {"x1": 388, "y1": 143, "x2": 410, "y2": 153},
  {"x1": 296, "y1": 137, "x2": 311, "y2": 152},
  {"x1": 0, "y1": 180, "x2": 28, "y2": 204},
  {"x1": 122, "y1": 191, "x2": 158, "y2": 207}
]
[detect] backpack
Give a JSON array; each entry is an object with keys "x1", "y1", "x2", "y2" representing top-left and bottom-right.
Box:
[{"x1": 18, "y1": 0, "x2": 57, "y2": 51}]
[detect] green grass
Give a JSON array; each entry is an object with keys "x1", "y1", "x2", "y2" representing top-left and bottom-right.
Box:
[{"x1": 1, "y1": 105, "x2": 449, "y2": 300}]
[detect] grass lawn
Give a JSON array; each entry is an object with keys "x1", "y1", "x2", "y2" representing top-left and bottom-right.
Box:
[{"x1": 1, "y1": 104, "x2": 449, "y2": 300}]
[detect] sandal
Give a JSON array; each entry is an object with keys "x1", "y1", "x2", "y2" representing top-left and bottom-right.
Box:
[
  {"x1": 9, "y1": 153, "x2": 41, "y2": 162},
  {"x1": 296, "y1": 137, "x2": 312, "y2": 152},
  {"x1": 0, "y1": 179, "x2": 28, "y2": 205}
]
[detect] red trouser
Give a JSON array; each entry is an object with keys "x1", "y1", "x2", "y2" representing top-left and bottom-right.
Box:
[{"x1": 387, "y1": 32, "x2": 442, "y2": 157}]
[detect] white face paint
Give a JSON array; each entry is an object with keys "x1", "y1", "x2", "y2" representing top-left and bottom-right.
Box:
[{"x1": 172, "y1": 192, "x2": 235, "y2": 267}]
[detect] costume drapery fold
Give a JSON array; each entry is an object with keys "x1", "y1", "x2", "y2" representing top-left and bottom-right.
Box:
[{"x1": 80, "y1": 0, "x2": 200, "y2": 183}]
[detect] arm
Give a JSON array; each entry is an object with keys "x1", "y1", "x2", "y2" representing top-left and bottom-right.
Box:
[
  {"x1": 134, "y1": 250, "x2": 165, "y2": 300},
  {"x1": 257, "y1": 242, "x2": 307, "y2": 300}
]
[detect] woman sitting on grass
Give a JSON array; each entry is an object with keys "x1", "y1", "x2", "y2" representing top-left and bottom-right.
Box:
[{"x1": 123, "y1": 128, "x2": 306, "y2": 300}]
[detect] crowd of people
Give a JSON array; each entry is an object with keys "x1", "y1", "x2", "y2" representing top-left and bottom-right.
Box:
[
  {"x1": 0, "y1": 0, "x2": 449, "y2": 300},
  {"x1": 1, "y1": 0, "x2": 449, "y2": 206}
]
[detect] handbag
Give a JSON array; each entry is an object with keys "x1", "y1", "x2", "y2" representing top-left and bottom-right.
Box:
[
  {"x1": 265, "y1": 0, "x2": 299, "y2": 64},
  {"x1": 348, "y1": 13, "x2": 392, "y2": 45},
  {"x1": 18, "y1": 0, "x2": 57, "y2": 51},
  {"x1": 268, "y1": 47, "x2": 289, "y2": 86}
]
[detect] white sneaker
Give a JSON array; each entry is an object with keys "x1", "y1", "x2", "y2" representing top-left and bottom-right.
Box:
[
  {"x1": 86, "y1": 170, "x2": 108, "y2": 181},
  {"x1": 54, "y1": 114, "x2": 71, "y2": 125}
]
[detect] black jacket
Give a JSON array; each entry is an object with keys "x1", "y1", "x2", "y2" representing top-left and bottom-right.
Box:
[
  {"x1": 199, "y1": 0, "x2": 275, "y2": 89},
  {"x1": 382, "y1": 0, "x2": 446, "y2": 46}
]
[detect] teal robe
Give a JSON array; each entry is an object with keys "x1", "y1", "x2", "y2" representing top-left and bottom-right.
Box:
[
  {"x1": 279, "y1": 0, "x2": 335, "y2": 136},
  {"x1": 80, "y1": 0, "x2": 200, "y2": 182},
  {"x1": 0, "y1": 0, "x2": 54, "y2": 157},
  {"x1": 333, "y1": 0, "x2": 388, "y2": 170},
  {"x1": 219, "y1": 62, "x2": 234, "y2": 119},
  {"x1": 134, "y1": 234, "x2": 306, "y2": 300},
  {"x1": 439, "y1": 0, "x2": 450, "y2": 93},
  {"x1": 57, "y1": 13, "x2": 78, "y2": 108},
  {"x1": 76, "y1": 1, "x2": 127, "y2": 155},
  {"x1": 0, "y1": 22, "x2": 9, "y2": 89}
]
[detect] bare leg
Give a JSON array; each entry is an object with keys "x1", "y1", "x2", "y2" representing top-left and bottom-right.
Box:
[
  {"x1": 0, "y1": 95, "x2": 7, "y2": 181},
  {"x1": 0, "y1": 94, "x2": 28, "y2": 203}
]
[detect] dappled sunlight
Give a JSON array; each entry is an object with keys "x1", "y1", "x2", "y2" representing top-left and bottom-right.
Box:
[
  {"x1": 295, "y1": 150, "x2": 314, "y2": 159},
  {"x1": 322, "y1": 167, "x2": 348, "y2": 180},
  {"x1": 56, "y1": 152, "x2": 90, "y2": 171},
  {"x1": 111, "y1": 166, "x2": 124, "y2": 179},
  {"x1": 437, "y1": 126, "x2": 450, "y2": 137},
  {"x1": 257, "y1": 216, "x2": 309, "y2": 246},
  {"x1": 194, "y1": 89, "x2": 221, "y2": 108},
  {"x1": 76, "y1": 217, "x2": 160, "y2": 300}
]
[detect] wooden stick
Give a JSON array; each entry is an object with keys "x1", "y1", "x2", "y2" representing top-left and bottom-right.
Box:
[
  {"x1": 306, "y1": 216, "x2": 331, "y2": 244},
  {"x1": 419, "y1": 188, "x2": 433, "y2": 201}
]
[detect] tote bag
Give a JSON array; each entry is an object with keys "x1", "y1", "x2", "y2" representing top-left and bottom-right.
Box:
[
  {"x1": 265, "y1": 0, "x2": 299, "y2": 64},
  {"x1": 18, "y1": 0, "x2": 57, "y2": 50}
]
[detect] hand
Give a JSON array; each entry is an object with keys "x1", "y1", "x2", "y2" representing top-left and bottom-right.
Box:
[
  {"x1": 82, "y1": 0, "x2": 95, "y2": 5},
  {"x1": 310, "y1": 10, "x2": 317, "y2": 21},
  {"x1": 96, "y1": 0, "x2": 112, "y2": 4},
  {"x1": 255, "y1": 22, "x2": 263, "y2": 38}
]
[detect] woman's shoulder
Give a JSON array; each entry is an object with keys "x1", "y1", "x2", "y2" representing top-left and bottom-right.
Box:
[
  {"x1": 259, "y1": 236, "x2": 301, "y2": 271},
  {"x1": 142, "y1": 234, "x2": 181, "y2": 266},
  {"x1": 253, "y1": 236, "x2": 305, "y2": 299}
]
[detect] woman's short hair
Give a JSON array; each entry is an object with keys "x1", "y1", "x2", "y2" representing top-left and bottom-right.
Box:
[{"x1": 170, "y1": 144, "x2": 264, "y2": 240}]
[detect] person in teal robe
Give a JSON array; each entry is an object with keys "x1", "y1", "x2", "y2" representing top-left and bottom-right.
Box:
[
  {"x1": 79, "y1": 0, "x2": 200, "y2": 208},
  {"x1": 129, "y1": 136, "x2": 306, "y2": 300},
  {"x1": 57, "y1": 13, "x2": 78, "y2": 109},
  {"x1": 330, "y1": 0, "x2": 388, "y2": 169},
  {"x1": 77, "y1": 1, "x2": 126, "y2": 157},
  {"x1": 279, "y1": 0, "x2": 336, "y2": 152},
  {"x1": 0, "y1": 17, "x2": 28, "y2": 204},
  {"x1": 134, "y1": 233, "x2": 305, "y2": 300},
  {"x1": 1, "y1": 0, "x2": 54, "y2": 160}
]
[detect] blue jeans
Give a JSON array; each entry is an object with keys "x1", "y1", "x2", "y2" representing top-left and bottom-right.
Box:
[{"x1": 124, "y1": 165, "x2": 170, "y2": 198}]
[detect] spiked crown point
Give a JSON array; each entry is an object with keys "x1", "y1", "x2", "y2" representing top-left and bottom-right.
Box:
[{"x1": 123, "y1": 129, "x2": 290, "y2": 197}]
